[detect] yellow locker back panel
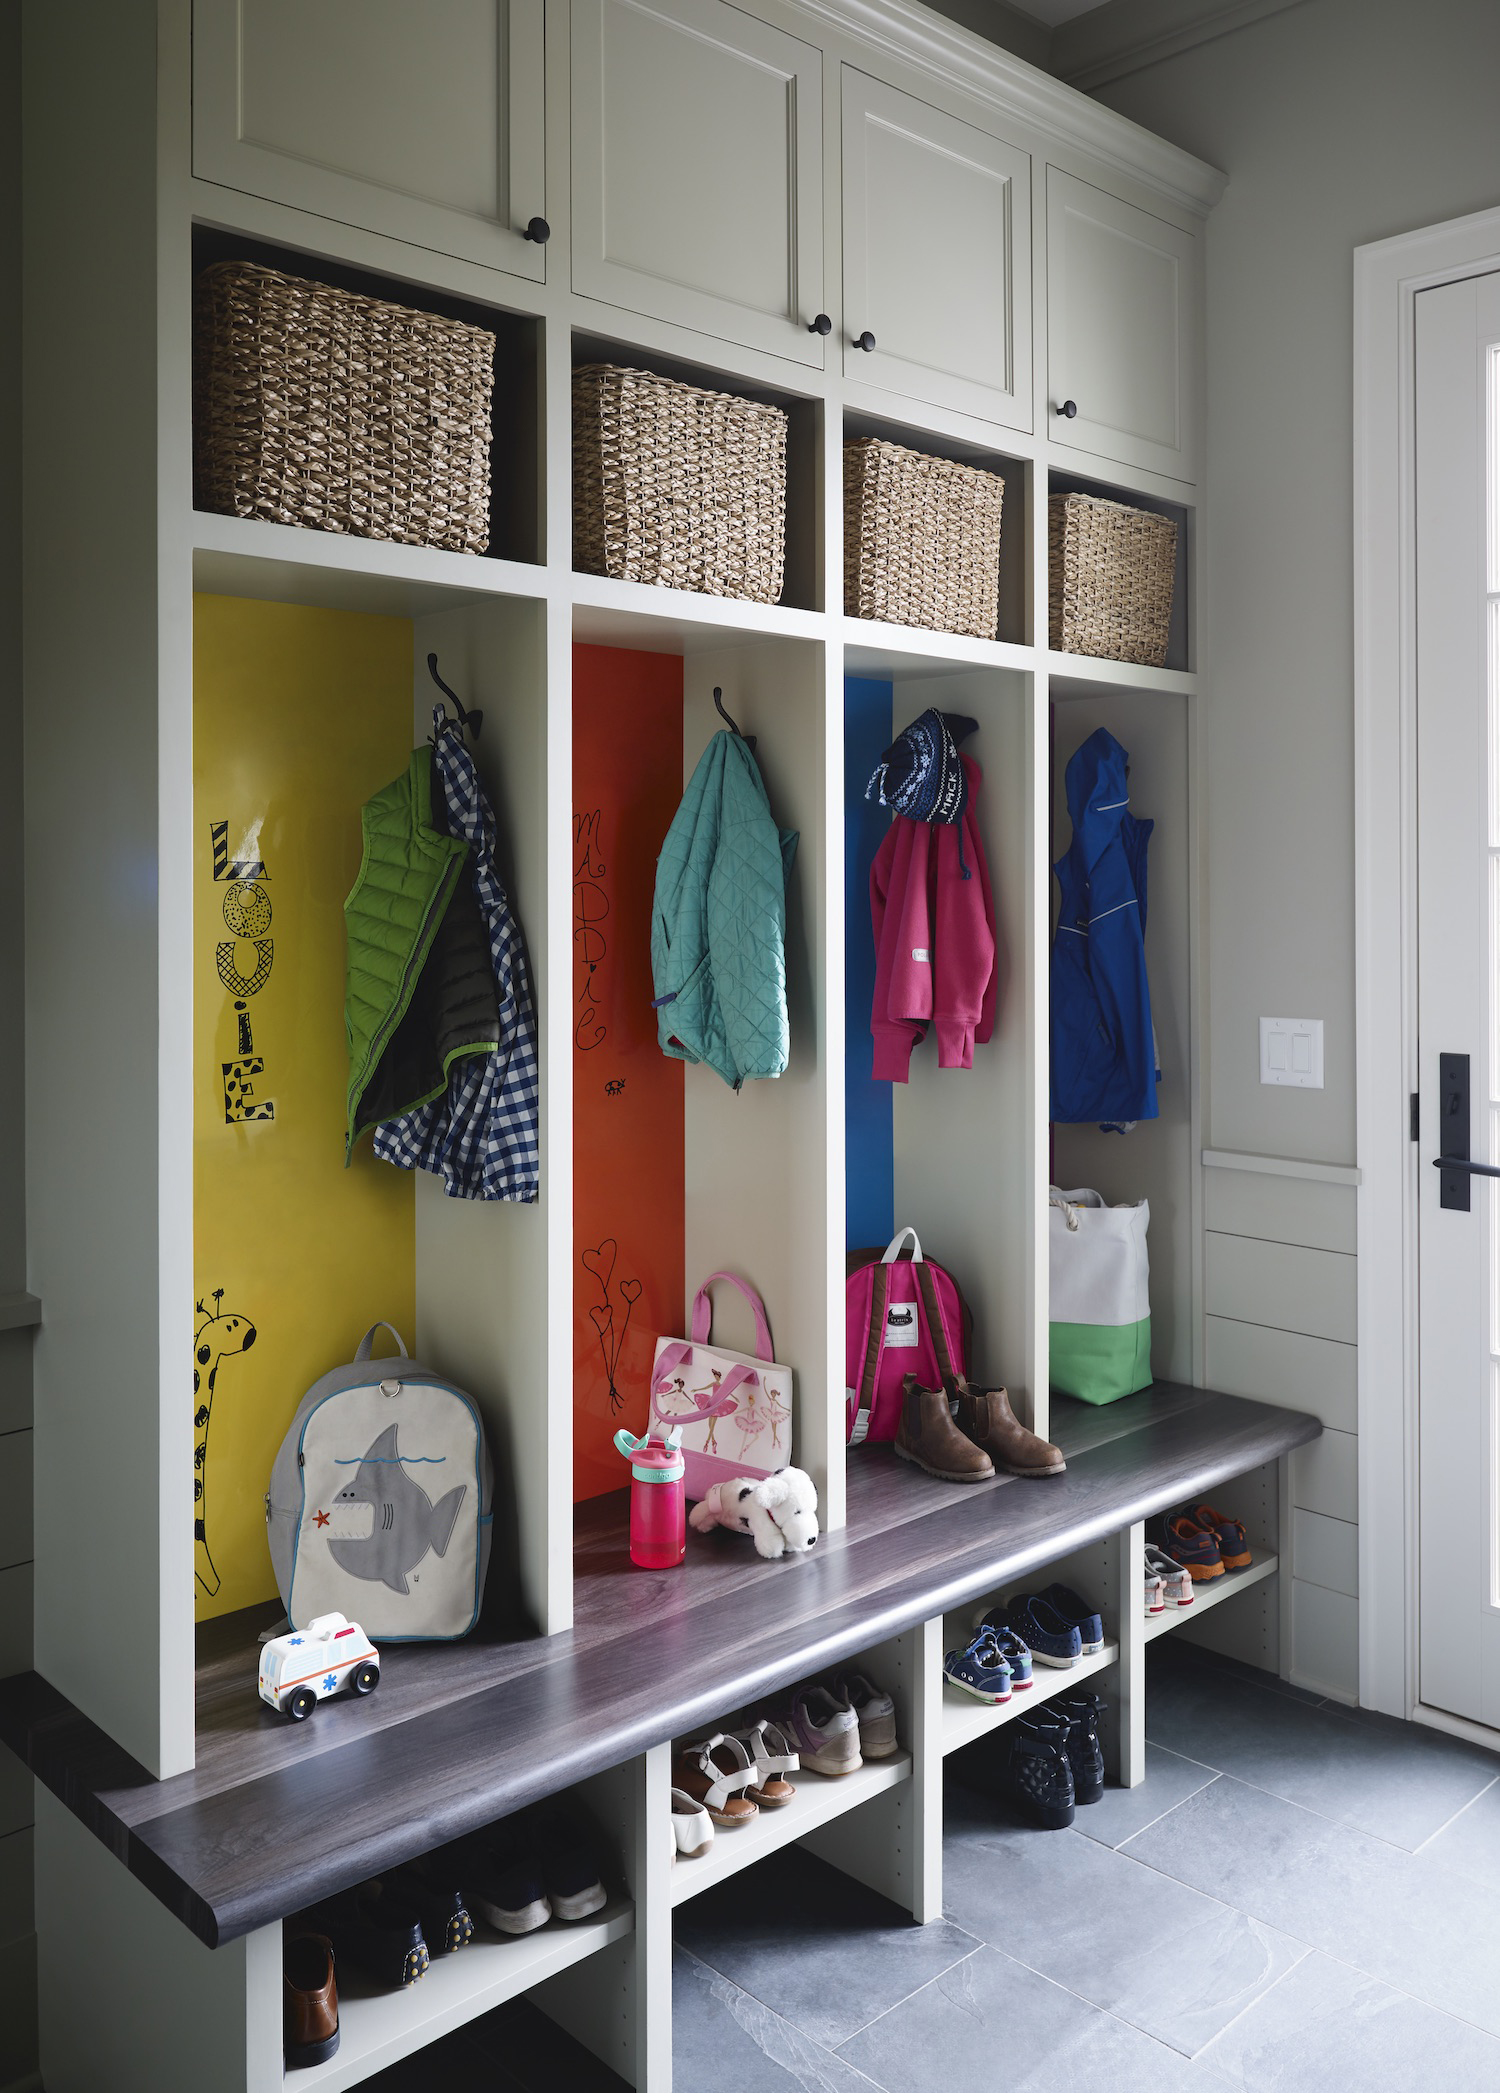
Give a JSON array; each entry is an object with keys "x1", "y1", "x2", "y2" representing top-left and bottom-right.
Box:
[{"x1": 194, "y1": 595, "x2": 416, "y2": 1620}]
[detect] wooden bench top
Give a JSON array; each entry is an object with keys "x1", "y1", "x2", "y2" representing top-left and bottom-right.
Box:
[{"x1": 0, "y1": 1382, "x2": 1317, "y2": 1947}]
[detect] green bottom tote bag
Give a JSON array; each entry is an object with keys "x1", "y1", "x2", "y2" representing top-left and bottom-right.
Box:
[{"x1": 1049, "y1": 1186, "x2": 1152, "y2": 1404}]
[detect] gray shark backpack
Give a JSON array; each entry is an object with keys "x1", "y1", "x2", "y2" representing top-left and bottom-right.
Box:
[{"x1": 266, "y1": 1324, "x2": 494, "y2": 1640}]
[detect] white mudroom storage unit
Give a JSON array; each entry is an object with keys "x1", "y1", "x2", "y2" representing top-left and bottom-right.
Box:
[{"x1": 6, "y1": 2, "x2": 1304, "y2": 2089}]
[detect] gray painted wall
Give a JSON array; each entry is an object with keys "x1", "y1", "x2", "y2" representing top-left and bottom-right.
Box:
[
  {"x1": 1089, "y1": 0, "x2": 1500, "y2": 1702},
  {"x1": 0, "y1": 3, "x2": 37, "y2": 2084},
  {"x1": 1096, "y1": 0, "x2": 1500, "y2": 1165}
]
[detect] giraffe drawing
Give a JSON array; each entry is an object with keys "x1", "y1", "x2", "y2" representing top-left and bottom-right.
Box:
[{"x1": 194, "y1": 1290, "x2": 257, "y2": 1598}]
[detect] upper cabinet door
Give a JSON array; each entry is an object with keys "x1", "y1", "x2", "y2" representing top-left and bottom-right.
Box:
[
  {"x1": 571, "y1": 0, "x2": 824, "y2": 366},
  {"x1": 841, "y1": 71, "x2": 1031, "y2": 431},
  {"x1": 1047, "y1": 168, "x2": 1198, "y2": 483},
  {"x1": 192, "y1": 0, "x2": 548, "y2": 281}
]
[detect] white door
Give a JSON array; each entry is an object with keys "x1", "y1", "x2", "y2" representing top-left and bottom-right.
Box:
[
  {"x1": 193, "y1": 0, "x2": 548, "y2": 280},
  {"x1": 1046, "y1": 168, "x2": 1197, "y2": 483},
  {"x1": 1415, "y1": 270, "x2": 1500, "y2": 1731},
  {"x1": 840, "y1": 70, "x2": 1031, "y2": 430},
  {"x1": 570, "y1": 0, "x2": 824, "y2": 366}
]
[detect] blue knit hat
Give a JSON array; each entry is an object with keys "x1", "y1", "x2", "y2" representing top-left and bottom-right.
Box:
[{"x1": 866, "y1": 709, "x2": 978, "y2": 873}]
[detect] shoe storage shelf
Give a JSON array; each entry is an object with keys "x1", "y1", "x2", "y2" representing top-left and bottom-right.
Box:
[
  {"x1": 3, "y1": 1384, "x2": 1315, "y2": 2092},
  {"x1": 2, "y1": 0, "x2": 1311, "y2": 2086}
]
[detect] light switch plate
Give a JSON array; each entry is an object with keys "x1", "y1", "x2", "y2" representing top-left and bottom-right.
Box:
[{"x1": 1260, "y1": 1016, "x2": 1324, "y2": 1088}]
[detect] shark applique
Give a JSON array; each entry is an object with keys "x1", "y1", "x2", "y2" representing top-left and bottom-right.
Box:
[{"x1": 327, "y1": 1423, "x2": 466, "y2": 1596}]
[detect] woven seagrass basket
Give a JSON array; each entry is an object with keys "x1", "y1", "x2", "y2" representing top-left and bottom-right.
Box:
[
  {"x1": 1048, "y1": 491, "x2": 1177, "y2": 667},
  {"x1": 572, "y1": 364, "x2": 787, "y2": 604},
  {"x1": 843, "y1": 438, "x2": 1005, "y2": 640},
  {"x1": 193, "y1": 261, "x2": 496, "y2": 554}
]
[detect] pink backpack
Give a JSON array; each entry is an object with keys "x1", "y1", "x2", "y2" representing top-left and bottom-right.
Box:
[{"x1": 845, "y1": 1226, "x2": 973, "y2": 1444}]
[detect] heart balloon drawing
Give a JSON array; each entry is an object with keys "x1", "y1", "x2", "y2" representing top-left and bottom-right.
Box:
[{"x1": 582, "y1": 1236, "x2": 639, "y2": 1414}]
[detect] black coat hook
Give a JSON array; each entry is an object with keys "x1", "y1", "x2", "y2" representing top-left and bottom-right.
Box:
[
  {"x1": 427, "y1": 652, "x2": 483, "y2": 742},
  {"x1": 713, "y1": 687, "x2": 756, "y2": 751}
]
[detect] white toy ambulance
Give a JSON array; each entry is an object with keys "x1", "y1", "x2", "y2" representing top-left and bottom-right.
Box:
[{"x1": 258, "y1": 1613, "x2": 380, "y2": 1720}]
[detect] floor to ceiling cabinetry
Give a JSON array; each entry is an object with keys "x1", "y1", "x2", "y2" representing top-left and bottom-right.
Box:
[{"x1": 20, "y1": 0, "x2": 1226, "y2": 2084}]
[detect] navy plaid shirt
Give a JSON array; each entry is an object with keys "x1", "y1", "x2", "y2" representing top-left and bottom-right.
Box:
[{"x1": 373, "y1": 711, "x2": 540, "y2": 1202}]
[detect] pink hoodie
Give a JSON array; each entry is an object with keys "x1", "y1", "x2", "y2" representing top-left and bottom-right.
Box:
[{"x1": 869, "y1": 756, "x2": 998, "y2": 1081}]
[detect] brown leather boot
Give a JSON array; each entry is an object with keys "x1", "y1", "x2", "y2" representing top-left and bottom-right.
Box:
[
  {"x1": 894, "y1": 1375, "x2": 995, "y2": 1483},
  {"x1": 948, "y1": 1380, "x2": 1066, "y2": 1478},
  {"x1": 284, "y1": 1933, "x2": 339, "y2": 2068}
]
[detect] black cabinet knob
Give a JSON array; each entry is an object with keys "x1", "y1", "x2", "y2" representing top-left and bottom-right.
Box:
[
  {"x1": 523, "y1": 216, "x2": 551, "y2": 244},
  {"x1": 1056, "y1": 398, "x2": 1078, "y2": 419},
  {"x1": 808, "y1": 313, "x2": 833, "y2": 336},
  {"x1": 854, "y1": 330, "x2": 877, "y2": 353}
]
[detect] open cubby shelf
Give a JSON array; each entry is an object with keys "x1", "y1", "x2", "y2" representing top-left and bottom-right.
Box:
[
  {"x1": 668, "y1": 1753, "x2": 912, "y2": 1906},
  {"x1": 190, "y1": 225, "x2": 544, "y2": 570},
  {"x1": 1142, "y1": 1547, "x2": 1280, "y2": 1644},
  {"x1": 286, "y1": 1899, "x2": 635, "y2": 2092},
  {"x1": 939, "y1": 1632, "x2": 1121, "y2": 1756}
]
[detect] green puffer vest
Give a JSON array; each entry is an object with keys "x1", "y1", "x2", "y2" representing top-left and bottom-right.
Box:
[{"x1": 344, "y1": 751, "x2": 499, "y2": 1154}]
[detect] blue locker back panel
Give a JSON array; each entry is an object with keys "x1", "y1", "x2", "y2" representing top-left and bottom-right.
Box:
[{"x1": 845, "y1": 678, "x2": 893, "y2": 1250}]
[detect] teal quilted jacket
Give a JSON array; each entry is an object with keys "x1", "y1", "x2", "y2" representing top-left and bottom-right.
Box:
[{"x1": 651, "y1": 730, "x2": 798, "y2": 1088}]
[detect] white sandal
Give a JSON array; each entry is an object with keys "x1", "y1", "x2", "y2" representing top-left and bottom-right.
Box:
[
  {"x1": 670, "y1": 1788, "x2": 715, "y2": 1859},
  {"x1": 672, "y1": 1733, "x2": 759, "y2": 1827},
  {"x1": 727, "y1": 1719, "x2": 800, "y2": 1808}
]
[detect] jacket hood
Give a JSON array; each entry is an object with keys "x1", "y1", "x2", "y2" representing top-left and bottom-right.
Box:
[{"x1": 1064, "y1": 729, "x2": 1131, "y2": 862}]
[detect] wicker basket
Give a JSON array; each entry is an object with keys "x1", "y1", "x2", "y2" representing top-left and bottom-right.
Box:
[
  {"x1": 844, "y1": 438, "x2": 1005, "y2": 640},
  {"x1": 572, "y1": 364, "x2": 787, "y2": 604},
  {"x1": 1048, "y1": 492, "x2": 1177, "y2": 667},
  {"x1": 193, "y1": 261, "x2": 495, "y2": 554}
]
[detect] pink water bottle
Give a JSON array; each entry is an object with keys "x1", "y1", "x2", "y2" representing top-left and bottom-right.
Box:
[{"x1": 614, "y1": 1427, "x2": 686, "y2": 1569}]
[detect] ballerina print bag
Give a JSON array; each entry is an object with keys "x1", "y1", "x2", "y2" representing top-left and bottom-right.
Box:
[{"x1": 649, "y1": 1272, "x2": 794, "y2": 1500}]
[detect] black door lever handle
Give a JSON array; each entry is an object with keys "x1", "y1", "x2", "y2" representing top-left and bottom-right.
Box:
[{"x1": 1432, "y1": 1156, "x2": 1500, "y2": 1179}]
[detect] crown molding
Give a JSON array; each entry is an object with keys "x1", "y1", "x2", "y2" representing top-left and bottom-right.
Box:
[
  {"x1": 785, "y1": 0, "x2": 1227, "y2": 210},
  {"x1": 1053, "y1": 0, "x2": 1309, "y2": 91},
  {"x1": 920, "y1": 0, "x2": 1053, "y2": 72}
]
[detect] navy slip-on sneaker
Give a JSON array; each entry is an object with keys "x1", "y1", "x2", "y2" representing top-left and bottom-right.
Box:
[
  {"x1": 533, "y1": 1809, "x2": 608, "y2": 1922},
  {"x1": 1004, "y1": 1595, "x2": 1083, "y2": 1668},
  {"x1": 467, "y1": 1830, "x2": 552, "y2": 1935},
  {"x1": 1038, "y1": 1582, "x2": 1105, "y2": 1656}
]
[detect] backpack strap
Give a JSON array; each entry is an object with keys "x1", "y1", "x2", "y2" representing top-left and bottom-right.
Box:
[
  {"x1": 914, "y1": 1262, "x2": 960, "y2": 1387},
  {"x1": 849, "y1": 1262, "x2": 890, "y2": 1446}
]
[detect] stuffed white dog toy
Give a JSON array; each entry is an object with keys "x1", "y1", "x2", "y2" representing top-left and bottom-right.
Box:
[{"x1": 689, "y1": 1466, "x2": 820, "y2": 1559}]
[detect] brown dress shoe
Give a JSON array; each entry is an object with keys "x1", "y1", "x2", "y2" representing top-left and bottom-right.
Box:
[
  {"x1": 284, "y1": 1933, "x2": 339, "y2": 2070},
  {"x1": 893, "y1": 1375, "x2": 995, "y2": 1483},
  {"x1": 948, "y1": 1380, "x2": 1066, "y2": 1478}
]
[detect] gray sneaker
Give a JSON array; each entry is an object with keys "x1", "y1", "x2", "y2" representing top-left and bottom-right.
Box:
[
  {"x1": 832, "y1": 1673, "x2": 898, "y2": 1758},
  {"x1": 779, "y1": 1687, "x2": 862, "y2": 1776}
]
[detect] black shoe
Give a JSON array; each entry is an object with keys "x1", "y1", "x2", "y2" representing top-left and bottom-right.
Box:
[
  {"x1": 985, "y1": 1710, "x2": 1076, "y2": 1828},
  {"x1": 332, "y1": 1880, "x2": 430, "y2": 1988},
  {"x1": 391, "y1": 1857, "x2": 475, "y2": 1954},
  {"x1": 1054, "y1": 1690, "x2": 1107, "y2": 1806},
  {"x1": 532, "y1": 1807, "x2": 608, "y2": 1922}
]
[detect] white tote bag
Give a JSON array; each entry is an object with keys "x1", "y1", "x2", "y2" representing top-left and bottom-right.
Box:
[{"x1": 1048, "y1": 1187, "x2": 1152, "y2": 1405}]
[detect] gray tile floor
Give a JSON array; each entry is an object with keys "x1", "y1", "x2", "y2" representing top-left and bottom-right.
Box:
[{"x1": 370, "y1": 1640, "x2": 1500, "y2": 2092}]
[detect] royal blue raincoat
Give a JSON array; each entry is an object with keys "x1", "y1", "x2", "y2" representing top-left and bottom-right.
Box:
[{"x1": 1051, "y1": 728, "x2": 1158, "y2": 1128}]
